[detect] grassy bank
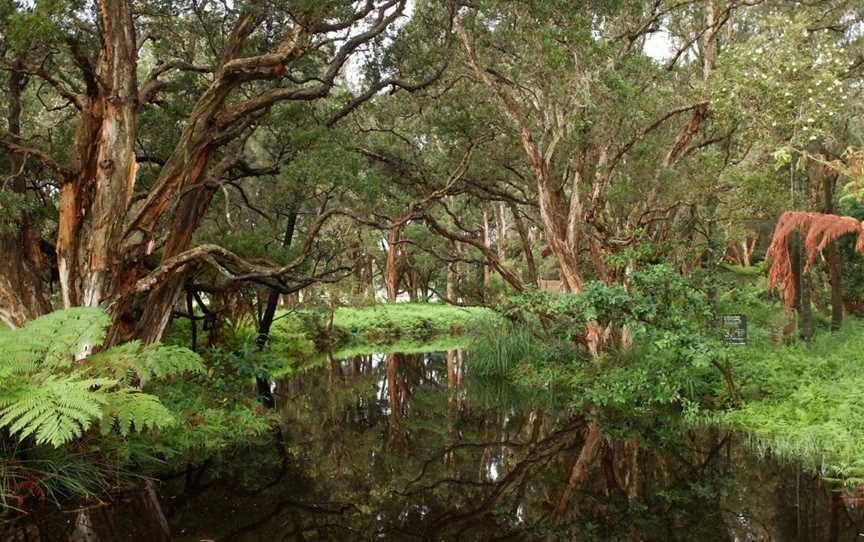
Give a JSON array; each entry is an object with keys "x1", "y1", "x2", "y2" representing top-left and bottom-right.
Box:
[{"x1": 328, "y1": 303, "x2": 496, "y2": 347}]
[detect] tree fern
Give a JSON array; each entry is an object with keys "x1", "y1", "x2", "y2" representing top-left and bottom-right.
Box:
[
  {"x1": 0, "y1": 308, "x2": 108, "y2": 376},
  {"x1": 87, "y1": 341, "x2": 204, "y2": 385},
  {"x1": 100, "y1": 390, "x2": 175, "y2": 437},
  {"x1": 0, "y1": 377, "x2": 115, "y2": 447},
  {"x1": 0, "y1": 309, "x2": 202, "y2": 447}
]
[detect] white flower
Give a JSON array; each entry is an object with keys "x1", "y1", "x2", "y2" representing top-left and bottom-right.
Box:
[
  {"x1": 806, "y1": 117, "x2": 815, "y2": 123},
  {"x1": 809, "y1": 135, "x2": 817, "y2": 141}
]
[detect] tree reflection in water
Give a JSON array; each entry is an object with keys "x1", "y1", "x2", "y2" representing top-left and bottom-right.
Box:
[{"x1": 159, "y1": 349, "x2": 864, "y2": 542}]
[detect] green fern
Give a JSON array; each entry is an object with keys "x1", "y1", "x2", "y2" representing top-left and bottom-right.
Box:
[
  {"x1": 87, "y1": 341, "x2": 204, "y2": 385},
  {"x1": 0, "y1": 308, "x2": 108, "y2": 373},
  {"x1": 0, "y1": 309, "x2": 201, "y2": 447},
  {"x1": 100, "y1": 390, "x2": 175, "y2": 437},
  {"x1": 0, "y1": 377, "x2": 114, "y2": 447},
  {"x1": 135, "y1": 344, "x2": 205, "y2": 381}
]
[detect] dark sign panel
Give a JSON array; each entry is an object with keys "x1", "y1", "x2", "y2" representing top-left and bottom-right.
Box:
[{"x1": 720, "y1": 314, "x2": 747, "y2": 346}]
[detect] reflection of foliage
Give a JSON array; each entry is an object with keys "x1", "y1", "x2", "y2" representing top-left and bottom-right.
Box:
[{"x1": 160, "y1": 344, "x2": 828, "y2": 541}]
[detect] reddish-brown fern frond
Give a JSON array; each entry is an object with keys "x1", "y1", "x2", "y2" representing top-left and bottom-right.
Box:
[
  {"x1": 803, "y1": 214, "x2": 862, "y2": 270},
  {"x1": 766, "y1": 211, "x2": 864, "y2": 311}
]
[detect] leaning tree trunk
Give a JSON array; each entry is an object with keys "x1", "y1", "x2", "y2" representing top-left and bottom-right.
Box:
[
  {"x1": 127, "y1": 132, "x2": 229, "y2": 344},
  {"x1": 257, "y1": 208, "x2": 298, "y2": 348},
  {"x1": 0, "y1": 60, "x2": 51, "y2": 328},
  {"x1": 537, "y1": 177, "x2": 584, "y2": 292}
]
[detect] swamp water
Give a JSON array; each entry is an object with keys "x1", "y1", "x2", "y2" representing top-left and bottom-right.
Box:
[{"x1": 7, "y1": 347, "x2": 864, "y2": 541}]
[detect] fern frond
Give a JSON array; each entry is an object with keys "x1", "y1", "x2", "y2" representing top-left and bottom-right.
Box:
[
  {"x1": 134, "y1": 345, "x2": 205, "y2": 383},
  {"x1": 0, "y1": 309, "x2": 193, "y2": 447},
  {"x1": 767, "y1": 212, "x2": 864, "y2": 310},
  {"x1": 87, "y1": 342, "x2": 204, "y2": 385},
  {"x1": 0, "y1": 376, "x2": 116, "y2": 447},
  {"x1": 85, "y1": 341, "x2": 143, "y2": 383},
  {"x1": 100, "y1": 391, "x2": 175, "y2": 436},
  {"x1": 0, "y1": 308, "x2": 109, "y2": 372}
]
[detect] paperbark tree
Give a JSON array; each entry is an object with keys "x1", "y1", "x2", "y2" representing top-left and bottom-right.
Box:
[
  {"x1": 452, "y1": 3, "x2": 721, "y2": 292},
  {"x1": 0, "y1": 0, "x2": 433, "y2": 342}
]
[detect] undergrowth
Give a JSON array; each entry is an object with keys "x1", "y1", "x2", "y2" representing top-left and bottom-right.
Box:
[{"x1": 719, "y1": 320, "x2": 864, "y2": 483}]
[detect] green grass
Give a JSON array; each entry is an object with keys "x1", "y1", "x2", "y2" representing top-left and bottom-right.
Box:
[
  {"x1": 328, "y1": 303, "x2": 497, "y2": 347},
  {"x1": 466, "y1": 319, "x2": 558, "y2": 378}
]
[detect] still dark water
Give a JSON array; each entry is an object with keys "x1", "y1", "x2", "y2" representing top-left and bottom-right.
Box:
[{"x1": 8, "y1": 349, "x2": 864, "y2": 541}]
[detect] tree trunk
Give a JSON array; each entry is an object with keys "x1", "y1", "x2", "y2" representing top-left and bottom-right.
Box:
[
  {"x1": 257, "y1": 209, "x2": 298, "y2": 348},
  {"x1": 482, "y1": 208, "x2": 491, "y2": 291},
  {"x1": 826, "y1": 245, "x2": 843, "y2": 331},
  {"x1": 58, "y1": 0, "x2": 139, "y2": 314},
  {"x1": 0, "y1": 60, "x2": 51, "y2": 328},
  {"x1": 822, "y1": 173, "x2": 843, "y2": 330},
  {"x1": 447, "y1": 241, "x2": 460, "y2": 302},
  {"x1": 510, "y1": 205, "x2": 538, "y2": 287},
  {"x1": 537, "y1": 182, "x2": 583, "y2": 292},
  {"x1": 791, "y1": 234, "x2": 814, "y2": 341},
  {"x1": 384, "y1": 225, "x2": 404, "y2": 303},
  {"x1": 494, "y1": 203, "x2": 506, "y2": 261}
]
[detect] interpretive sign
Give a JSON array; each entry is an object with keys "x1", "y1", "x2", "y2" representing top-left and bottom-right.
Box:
[{"x1": 720, "y1": 314, "x2": 747, "y2": 346}]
